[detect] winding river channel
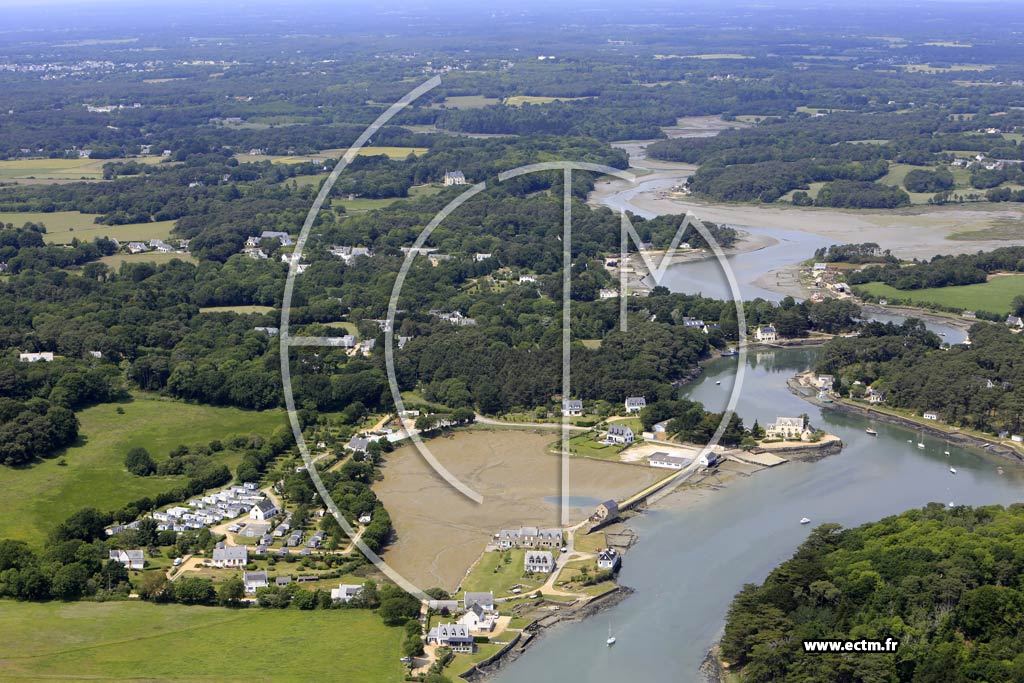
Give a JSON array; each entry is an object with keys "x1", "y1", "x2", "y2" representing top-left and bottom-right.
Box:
[{"x1": 492, "y1": 170, "x2": 1018, "y2": 682}]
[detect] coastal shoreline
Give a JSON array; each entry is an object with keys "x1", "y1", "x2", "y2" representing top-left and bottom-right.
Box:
[
  {"x1": 786, "y1": 377, "x2": 1024, "y2": 463},
  {"x1": 460, "y1": 586, "x2": 635, "y2": 682}
]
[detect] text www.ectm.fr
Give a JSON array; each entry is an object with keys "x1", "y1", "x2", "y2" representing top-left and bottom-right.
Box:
[{"x1": 803, "y1": 639, "x2": 899, "y2": 653}]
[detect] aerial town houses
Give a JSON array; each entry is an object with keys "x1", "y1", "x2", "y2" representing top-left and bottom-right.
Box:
[{"x1": 495, "y1": 526, "x2": 563, "y2": 549}]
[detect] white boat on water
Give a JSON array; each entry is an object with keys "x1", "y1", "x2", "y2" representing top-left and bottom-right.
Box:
[
  {"x1": 950, "y1": 466, "x2": 957, "y2": 474},
  {"x1": 800, "y1": 517, "x2": 811, "y2": 525},
  {"x1": 606, "y1": 623, "x2": 616, "y2": 647},
  {"x1": 715, "y1": 380, "x2": 721, "y2": 385}
]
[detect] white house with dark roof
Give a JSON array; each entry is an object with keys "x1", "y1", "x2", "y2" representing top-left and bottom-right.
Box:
[
  {"x1": 108, "y1": 549, "x2": 145, "y2": 570},
  {"x1": 1007, "y1": 315, "x2": 1024, "y2": 329},
  {"x1": 605, "y1": 424, "x2": 634, "y2": 445},
  {"x1": 524, "y1": 550, "x2": 554, "y2": 574},
  {"x1": 249, "y1": 498, "x2": 277, "y2": 521},
  {"x1": 459, "y1": 603, "x2": 499, "y2": 632},
  {"x1": 597, "y1": 548, "x2": 621, "y2": 571},
  {"x1": 427, "y1": 623, "x2": 474, "y2": 653},
  {"x1": 330, "y1": 583, "x2": 364, "y2": 603},
  {"x1": 624, "y1": 397, "x2": 646, "y2": 413},
  {"x1": 561, "y1": 399, "x2": 584, "y2": 417},
  {"x1": 755, "y1": 325, "x2": 778, "y2": 343},
  {"x1": 243, "y1": 570, "x2": 268, "y2": 593},
  {"x1": 211, "y1": 545, "x2": 248, "y2": 568}
]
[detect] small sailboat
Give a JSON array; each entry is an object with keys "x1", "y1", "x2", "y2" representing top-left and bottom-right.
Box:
[
  {"x1": 865, "y1": 427, "x2": 877, "y2": 436},
  {"x1": 917, "y1": 432, "x2": 925, "y2": 449},
  {"x1": 944, "y1": 450, "x2": 950, "y2": 456},
  {"x1": 949, "y1": 466, "x2": 957, "y2": 474},
  {"x1": 800, "y1": 517, "x2": 811, "y2": 525},
  {"x1": 606, "y1": 623, "x2": 616, "y2": 647}
]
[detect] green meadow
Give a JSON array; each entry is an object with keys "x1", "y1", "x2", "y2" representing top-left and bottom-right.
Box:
[
  {"x1": 0, "y1": 601, "x2": 405, "y2": 683},
  {"x1": 856, "y1": 275, "x2": 1024, "y2": 315},
  {"x1": 0, "y1": 394, "x2": 286, "y2": 543}
]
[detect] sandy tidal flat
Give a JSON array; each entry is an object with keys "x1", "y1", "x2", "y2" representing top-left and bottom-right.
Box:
[{"x1": 374, "y1": 430, "x2": 663, "y2": 590}]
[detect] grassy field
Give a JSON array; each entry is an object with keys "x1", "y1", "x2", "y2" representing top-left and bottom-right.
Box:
[
  {"x1": 239, "y1": 146, "x2": 428, "y2": 165},
  {"x1": 0, "y1": 601, "x2": 404, "y2": 683},
  {"x1": 0, "y1": 211, "x2": 178, "y2": 245},
  {"x1": 199, "y1": 305, "x2": 275, "y2": 315},
  {"x1": 337, "y1": 184, "x2": 442, "y2": 213},
  {"x1": 460, "y1": 549, "x2": 543, "y2": 597},
  {"x1": 0, "y1": 156, "x2": 165, "y2": 181},
  {"x1": 0, "y1": 210, "x2": 101, "y2": 232},
  {"x1": 503, "y1": 95, "x2": 592, "y2": 106},
  {"x1": 97, "y1": 252, "x2": 197, "y2": 269},
  {"x1": 432, "y1": 95, "x2": 500, "y2": 109},
  {"x1": 0, "y1": 394, "x2": 286, "y2": 543},
  {"x1": 49, "y1": 219, "x2": 176, "y2": 244},
  {"x1": 856, "y1": 275, "x2": 1024, "y2": 315},
  {"x1": 902, "y1": 63, "x2": 994, "y2": 73}
]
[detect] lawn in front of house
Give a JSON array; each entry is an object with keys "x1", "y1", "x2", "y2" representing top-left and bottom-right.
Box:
[{"x1": 460, "y1": 549, "x2": 544, "y2": 598}]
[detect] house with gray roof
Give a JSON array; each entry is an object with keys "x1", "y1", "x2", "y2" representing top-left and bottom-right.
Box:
[
  {"x1": 605, "y1": 424, "x2": 634, "y2": 445},
  {"x1": 243, "y1": 570, "x2": 268, "y2": 593},
  {"x1": 211, "y1": 545, "x2": 248, "y2": 568},
  {"x1": 428, "y1": 623, "x2": 474, "y2": 652},
  {"x1": 249, "y1": 498, "x2": 278, "y2": 522},
  {"x1": 597, "y1": 548, "x2": 621, "y2": 571},
  {"x1": 524, "y1": 550, "x2": 554, "y2": 574},
  {"x1": 648, "y1": 452, "x2": 689, "y2": 469},
  {"x1": 108, "y1": 549, "x2": 145, "y2": 570},
  {"x1": 624, "y1": 397, "x2": 646, "y2": 413},
  {"x1": 463, "y1": 591, "x2": 494, "y2": 611},
  {"x1": 348, "y1": 437, "x2": 370, "y2": 453},
  {"x1": 330, "y1": 583, "x2": 363, "y2": 603},
  {"x1": 561, "y1": 399, "x2": 584, "y2": 417}
]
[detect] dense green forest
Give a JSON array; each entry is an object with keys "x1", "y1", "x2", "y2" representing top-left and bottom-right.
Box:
[
  {"x1": 816, "y1": 320, "x2": 1024, "y2": 436},
  {"x1": 722, "y1": 503, "x2": 1024, "y2": 683}
]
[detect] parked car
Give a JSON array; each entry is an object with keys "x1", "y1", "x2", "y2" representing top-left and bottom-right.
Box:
[{"x1": 173, "y1": 557, "x2": 183, "y2": 567}]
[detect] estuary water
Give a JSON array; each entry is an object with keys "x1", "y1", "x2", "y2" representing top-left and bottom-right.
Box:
[{"x1": 493, "y1": 347, "x2": 1024, "y2": 683}]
